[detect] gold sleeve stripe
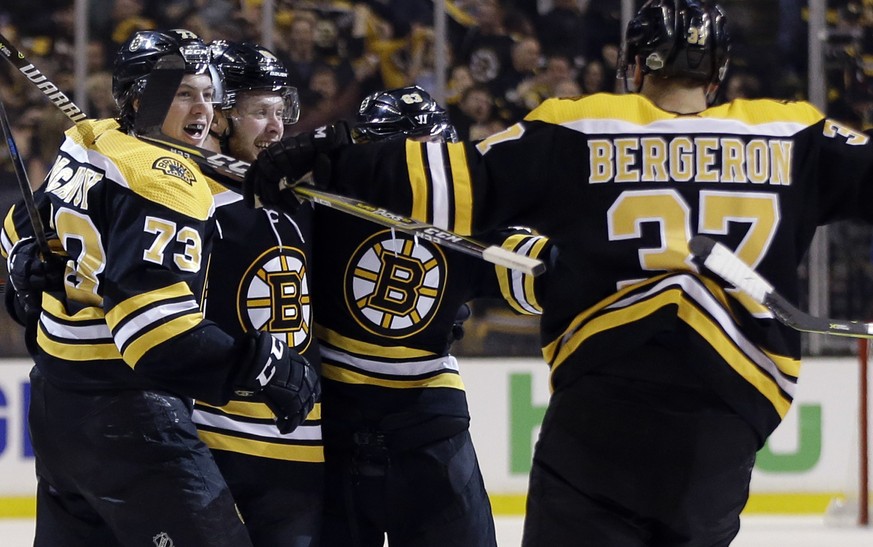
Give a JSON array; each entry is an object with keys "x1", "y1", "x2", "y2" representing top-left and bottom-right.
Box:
[
  {"x1": 315, "y1": 324, "x2": 435, "y2": 359},
  {"x1": 322, "y1": 362, "x2": 466, "y2": 390},
  {"x1": 406, "y1": 140, "x2": 429, "y2": 221},
  {"x1": 123, "y1": 313, "x2": 203, "y2": 366},
  {"x1": 447, "y1": 143, "x2": 473, "y2": 234},
  {"x1": 197, "y1": 431, "x2": 325, "y2": 462},
  {"x1": 497, "y1": 235, "x2": 537, "y2": 314},
  {"x1": 42, "y1": 292, "x2": 105, "y2": 322},
  {"x1": 763, "y1": 349, "x2": 801, "y2": 378},
  {"x1": 198, "y1": 401, "x2": 323, "y2": 421},
  {"x1": 106, "y1": 282, "x2": 194, "y2": 328},
  {"x1": 518, "y1": 236, "x2": 549, "y2": 312},
  {"x1": 36, "y1": 324, "x2": 120, "y2": 361},
  {"x1": 1, "y1": 204, "x2": 19, "y2": 257}
]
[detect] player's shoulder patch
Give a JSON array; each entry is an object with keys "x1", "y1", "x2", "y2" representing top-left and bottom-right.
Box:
[
  {"x1": 95, "y1": 132, "x2": 213, "y2": 220},
  {"x1": 152, "y1": 156, "x2": 197, "y2": 185}
]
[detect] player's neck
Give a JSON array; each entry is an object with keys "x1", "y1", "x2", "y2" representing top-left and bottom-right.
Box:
[{"x1": 640, "y1": 81, "x2": 709, "y2": 115}]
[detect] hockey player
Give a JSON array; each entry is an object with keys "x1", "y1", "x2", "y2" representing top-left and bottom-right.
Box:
[
  {"x1": 242, "y1": 1, "x2": 873, "y2": 546},
  {"x1": 311, "y1": 85, "x2": 550, "y2": 547},
  {"x1": 195, "y1": 39, "x2": 323, "y2": 546},
  {"x1": 1, "y1": 29, "x2": 318, "y2": 546}
]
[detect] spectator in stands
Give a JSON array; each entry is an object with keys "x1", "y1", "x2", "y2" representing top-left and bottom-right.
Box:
[
  {"x1": 553, "y1": 78, "x2": 582, "y2": 98},
  {"x1": 455, "y1": 0, "x2": 516, "y2": 90},
  {"x1": 536, "y1": 0, "x2": 599, "y2": 70},
  {"x1": 578, "y1": 58, "x2": 609, "y2": 95},
  {"x1": 496, "y1": 36, "x2": 542, "y2": 121},
  {"x1": 86, "y1": 71, "x2": 116, "y2": 119},
  {"x1": 517, "y1": 53, "x2": 575, "y2": 110},
  {"x1": 454, "y1": 84, "x2": 506, "y2": 140},
  {"x1": 723, "y1": 69, "x2": 764, "y2": 101}
]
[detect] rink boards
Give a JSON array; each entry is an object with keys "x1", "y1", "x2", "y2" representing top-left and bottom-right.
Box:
[{"x1": 0, "y1": 356, "x2": 870, "y2": 517}]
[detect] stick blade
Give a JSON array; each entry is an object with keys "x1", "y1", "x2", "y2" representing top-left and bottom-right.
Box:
[{"x1": 134, "y1": 54, "x2": 186, "y2": 136}]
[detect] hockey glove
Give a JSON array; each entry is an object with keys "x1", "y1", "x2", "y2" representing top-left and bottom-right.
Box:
[
  {"x1": 243, "y1": 121, "x2": 351, "y2": 211},
  {"x1": 234, "y1": 331, "x2": 320, "y2": 434},
  {"x1": 6, "y1": 237, "x2": 66, "y2": 326}
]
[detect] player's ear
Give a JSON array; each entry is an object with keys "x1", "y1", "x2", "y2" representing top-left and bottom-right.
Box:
[{"x1": 632, "y1": 59, "x2": 644, "y2": 90}]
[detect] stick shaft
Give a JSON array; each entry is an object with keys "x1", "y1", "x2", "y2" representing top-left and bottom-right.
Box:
[
  {"x1": 0, "y1": 32, "x2": 87, "y2": 123},
  {"x1": 0, "y1": 88, "x2": 52, "y2": 257}
]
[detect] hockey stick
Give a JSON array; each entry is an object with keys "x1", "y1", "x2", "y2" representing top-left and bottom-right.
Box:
[
  {"x1": 0, "y1": 37, "x2": 545, "y2": 276},
  {"x1": 0, "y1": 32, "x2": 86, "y2": 123},
  {"x1": 0, "y1": 87, "x2": 52, "y2": 259},
  {"x1": 689, "y1": 235, "x2": 873, "y2": 338},
  {"x1": 138, "y1": 134, "x2": 545, "y2": 276}
]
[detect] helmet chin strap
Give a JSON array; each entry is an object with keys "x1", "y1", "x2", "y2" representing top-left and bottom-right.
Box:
[{"x1": 210, "y1": 113, "x2": 234, "y2": 153}]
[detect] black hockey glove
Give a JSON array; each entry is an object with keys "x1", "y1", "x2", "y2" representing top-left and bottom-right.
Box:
[
  {"x1": 6, "y1": 237, "x2": 66, "y2": 326},
  {"x1": 243, "y1": 121, "x2": 351, "y2": 211},
  {"x1": 234, "y1": 331, "x2": 320, "y2": 434}
]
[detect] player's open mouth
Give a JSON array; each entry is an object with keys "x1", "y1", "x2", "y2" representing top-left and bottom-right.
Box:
[{"x1": 183, "y1": 123, "x2": 206, "y2": 138}]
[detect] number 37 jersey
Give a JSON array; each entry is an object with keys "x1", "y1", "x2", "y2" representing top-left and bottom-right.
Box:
[{"x1": 327, "y1": 93, "x2": 873, "y2": 439}]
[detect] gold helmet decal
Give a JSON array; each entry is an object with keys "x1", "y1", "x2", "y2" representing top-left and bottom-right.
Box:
[{"x1": 344, "y1": 230, "x2": 447, "y2": 338}]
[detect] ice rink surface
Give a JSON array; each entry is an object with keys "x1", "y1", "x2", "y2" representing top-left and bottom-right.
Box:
[{"x1": 2, "y1": 515, "x2": 872, "y2": 546}]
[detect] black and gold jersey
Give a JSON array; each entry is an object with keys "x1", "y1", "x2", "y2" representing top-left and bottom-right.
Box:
[
  {"x1": 313, "y1": 199, "x2": 548, "y2": 432},
  {"x1": 192, "y1": 187, "x2": 323, "y2": 463},
  {"x1": 3, "y1": 119, "x2": 243, "y2": 405},
  {"x1": 325, "y1": 93, "x2": 873, "y2": 440}
]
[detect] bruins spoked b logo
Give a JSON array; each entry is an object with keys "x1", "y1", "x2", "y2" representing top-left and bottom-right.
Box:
[
  {"x1": 345, "y1": 231, "x2": 447, "y2": 338},
  {"x1": 237, "y1": 247, "x2": 312, "y2": 351}
]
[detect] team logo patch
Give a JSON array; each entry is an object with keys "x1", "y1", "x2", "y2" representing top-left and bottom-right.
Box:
[
  {"x1": 238, "y1": 246, "x2": 312, "y2": 351},
  {"x1": 153, "y1": 157, "x2": 196, "y2": 185},
  {"x1": 344, "y1": 230, "x2": 446, "y2": 338}
]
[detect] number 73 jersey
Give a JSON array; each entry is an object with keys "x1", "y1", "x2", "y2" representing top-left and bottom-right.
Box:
[{"x1": 326, "y1": 93, "x2": 873, "y2": 439}]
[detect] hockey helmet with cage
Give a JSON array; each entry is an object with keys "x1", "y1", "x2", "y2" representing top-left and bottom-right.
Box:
[
  {"x1": 352, "y1": 86, "x2": 458, "y2": 143},
  {"x1": 113, "y1": 29, "x2": 224, "y2": 129},
  {"x1": 619, "y1": 0, "x2": 730, "y2": 89},
  {"x1": 209, "y1": 40, "x2": 300, "y2": 125}
]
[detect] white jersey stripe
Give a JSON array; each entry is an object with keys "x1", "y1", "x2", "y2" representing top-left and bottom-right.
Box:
[
  {"x1": 191, "y1": 409, "x2": 323, "y2": 441},
  {"x1": 425, "y1": 141, "x2": 450, "y2": 229},
  {"x1": 113, "y1": 299, "x2": 200, "y2": 347},
  {"x1": 321, "y1": 346, "x2": 460, "y2": 377}
]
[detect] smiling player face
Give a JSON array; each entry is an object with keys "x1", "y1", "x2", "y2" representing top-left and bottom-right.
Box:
[
  {"x1": 226, "y1": 91, "x2": 286, "y2": 162},
  {"x1": 161, "y1": 74, "x2": 215, "y2": 146}
]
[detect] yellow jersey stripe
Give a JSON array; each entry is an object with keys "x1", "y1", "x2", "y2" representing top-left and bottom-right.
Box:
[
  {"x1": 447, "y1": 142, "x2": 473, "y2": 234},
  {"x1": 124, "y1": 313, "x2": 202, "y2": 365},
  {"x1": 322, "y1": 362, "x2": 466, "y2": 390},
  {"x1": 406, "y1": 140, "x2": 429, "y2": 221},
  {"x1": 315, "y1": 325, "x2": 436, "y2": 359},
  {"x1": 198, "y1": 431, "x2": 325, "y2": 462},
  {"x1": 106, "y1": 282, "x2": 193, "y2": 327}
]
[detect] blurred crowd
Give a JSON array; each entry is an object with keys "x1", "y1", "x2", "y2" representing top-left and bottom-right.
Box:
[
  {"x1": 5, "y1": 0, "x2": 873, "y2": 186},
  {"x1": 3, "y1": 0, "x2": 873, "y2": 354}
]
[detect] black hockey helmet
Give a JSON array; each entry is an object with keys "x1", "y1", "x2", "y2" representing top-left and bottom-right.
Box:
[
  {"x1": 619, "y1": 0, "x2": 730, "y2": 88},
  {"x1": 352, "y1": 85, "x2": 458, "y2": 143},
  {"x1": 209, "y1": 40, "x2": 300, "y2": 124},
  {"x1": 113, "y1": 29, "x2": 224, "y2": 128}
]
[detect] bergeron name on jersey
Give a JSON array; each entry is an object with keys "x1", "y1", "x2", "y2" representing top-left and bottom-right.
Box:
[{"x1": 587, "y1": 136, "x2": 793, "y2": 185}]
